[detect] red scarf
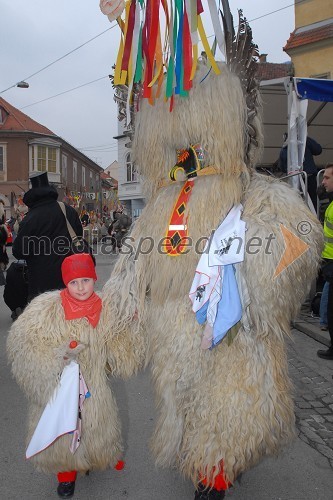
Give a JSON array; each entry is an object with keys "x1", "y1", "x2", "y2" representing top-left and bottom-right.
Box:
[{"x1": 60, "y1": 288, "x2": 102, "y2": 328}]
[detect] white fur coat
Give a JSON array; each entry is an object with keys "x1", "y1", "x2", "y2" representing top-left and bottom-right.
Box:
[
  {"x1": 102, "y1": 62, "x2": 323, "y2": 486},
  {"x1": 7, "y1": 290, "x2": 145, "y2": 474}
]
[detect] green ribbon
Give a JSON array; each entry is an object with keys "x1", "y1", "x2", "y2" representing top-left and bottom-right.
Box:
[{"x1": 134, "y1": 24, "x2": 143, "y2": 83}]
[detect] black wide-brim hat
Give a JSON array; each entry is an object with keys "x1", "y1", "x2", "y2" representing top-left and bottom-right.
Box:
[{"x1": 29, "y1": 171, "x2": 50, "y2": 189}]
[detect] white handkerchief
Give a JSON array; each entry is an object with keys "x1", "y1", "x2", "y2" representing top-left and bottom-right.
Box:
[
  {"x1": 26, "y1": 361, "x2": 79, "y2": 459},
  {"x1": 208, "y1": 204, "x2": 246, "y2": 266}
]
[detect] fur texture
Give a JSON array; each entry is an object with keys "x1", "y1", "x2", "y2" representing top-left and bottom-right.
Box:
[
  {"x1": 7, "y1": 291, "x2": 145, "y2": 474},
  {"x1": 102, "y1": 61, "x2": 323, "y2": 485}
]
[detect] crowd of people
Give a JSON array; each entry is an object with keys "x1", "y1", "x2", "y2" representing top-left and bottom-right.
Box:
[{"x1": 0, "y1": 172, "x2": 131, "y2": 320}]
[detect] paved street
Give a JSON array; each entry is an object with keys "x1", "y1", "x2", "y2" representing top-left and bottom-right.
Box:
[{"x1": 1, "y1": 247, "x2": 332, "y2": 499}]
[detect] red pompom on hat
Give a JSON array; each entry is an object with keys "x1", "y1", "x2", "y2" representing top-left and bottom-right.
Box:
[{"x1": 61, "y1": 253, "x2": 97, "y2": 286}]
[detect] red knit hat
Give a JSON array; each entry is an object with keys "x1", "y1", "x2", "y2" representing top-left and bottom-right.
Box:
[{"x1": 61, "y1": 253, "x2": 97, "y2": 286}]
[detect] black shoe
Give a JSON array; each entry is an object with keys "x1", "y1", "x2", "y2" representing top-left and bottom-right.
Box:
[
  {"x1": 57, "y1": 481, "x2": 75, "y2": 498},
  {"x1": 317, "y1": 347, "x2": 333, "y2": 359},
  {"x1": 194, "y1": 483, "x2": 225, "y2": 500}
]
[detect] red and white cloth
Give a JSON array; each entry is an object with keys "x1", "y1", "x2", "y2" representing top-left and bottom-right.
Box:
[{"x1": 26, "y1": 361, "x2": 90, "y2": 459}]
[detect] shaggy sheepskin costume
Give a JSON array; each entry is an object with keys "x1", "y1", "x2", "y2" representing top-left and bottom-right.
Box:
[
  {"x1": 102, "y1": 51, "x2": 323, "y2": 489},
  {"x1": 7, "y1": 290, "x2": 145, "y2": 474}
]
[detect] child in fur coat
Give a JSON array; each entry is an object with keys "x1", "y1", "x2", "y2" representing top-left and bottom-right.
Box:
[{"x1": 7, "y1": 253, "x2": 144, "y2": 498}]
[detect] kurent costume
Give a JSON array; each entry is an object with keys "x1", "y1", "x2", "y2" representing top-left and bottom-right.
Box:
[
  {"x1": 101, "y1": 1, "x2": 323, "y2": 498},
  {"x1": 13, "y1": 171, "x2": 83, "y2": 300},
  {"x1": 7, "y1": 254, "x2": 145, "y2": 498}
]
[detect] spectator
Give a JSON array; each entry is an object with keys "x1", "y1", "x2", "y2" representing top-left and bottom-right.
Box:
[
  {"x1": 317, "y1": 164, "x2": 333, "y2": 359},
  {"x1": 80, "y1": 209, "x2": 90, "y2": 226},
  {"x1": 13, "y1": 171, "x2": 83, "y2": 301},
  {"x1": 279, "y1": 135, "x2": 322, "y2": 210},
  {"x1": 100, "y1": 219, "x2": 109, "y2": 242}
]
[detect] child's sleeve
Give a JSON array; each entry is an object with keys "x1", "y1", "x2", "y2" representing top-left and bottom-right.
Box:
[
  {"x1": 7, "y1": 293, "x2": 66, "y2": 406},
  {"x1": 101, "y1": 256, "x2": 147, "y2": 379},
  {"x1": 104, "y1": 320, "x2": 146, "y2": 379}
]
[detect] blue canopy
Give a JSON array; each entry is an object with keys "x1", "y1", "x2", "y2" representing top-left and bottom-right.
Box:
[{"x1": 294, "y1": 78, "x2": 333, "y2": 102}]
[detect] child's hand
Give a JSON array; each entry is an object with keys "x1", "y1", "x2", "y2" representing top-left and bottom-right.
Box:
[{"x1": 54, "y1": 341, "x2": 87, "y2": 365}]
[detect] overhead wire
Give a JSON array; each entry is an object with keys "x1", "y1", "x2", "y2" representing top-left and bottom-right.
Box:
[
  {"x1": 0, "y1": 23, "x2": 117, "y2": 94},
  {"x1": 20, "y1": 76, "x2": 109, "y2": 109},
  {"x1": 5, "y1": 2, "x2": 298, "y2": 111}
]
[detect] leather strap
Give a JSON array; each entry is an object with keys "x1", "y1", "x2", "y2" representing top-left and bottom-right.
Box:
[
  {"x1": 158, "y1": 165, "x2": 218, "y2": 189},
  {"x1": 57, "y1": 202, "x2": 78, "y2": 240}
]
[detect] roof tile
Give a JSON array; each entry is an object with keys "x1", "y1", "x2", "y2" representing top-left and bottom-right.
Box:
[
  {"x1": 257, "y1": 62, "x2": 292, "y2": 81},
  {"x1": 284, "y1": 23, "x2": 333, "y2": 51},
  {"x1": 0, "y1": 97, "x2": 55, "y2": 135}
]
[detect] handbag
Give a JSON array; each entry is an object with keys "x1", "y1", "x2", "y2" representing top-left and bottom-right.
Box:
[{"x1": 57, "y1": 202, "x2": 94, "y2": 258}]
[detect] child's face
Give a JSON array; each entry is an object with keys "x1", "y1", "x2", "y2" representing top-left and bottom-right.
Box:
[{"x1": 67, "y1": 278, "x2": 95, "y2": 301}]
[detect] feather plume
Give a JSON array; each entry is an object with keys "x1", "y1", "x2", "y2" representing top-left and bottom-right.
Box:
[{"x1": 220, "y1": 4, "x2": 260, "y2": 166}]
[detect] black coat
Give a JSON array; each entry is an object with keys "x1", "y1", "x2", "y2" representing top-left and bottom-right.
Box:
[
  {"x1": 279, "y1": 137, "x2": 322, "y2": 175},
  {"x1": 13, "y1": 187, "x2": 83, "y2": 300}
]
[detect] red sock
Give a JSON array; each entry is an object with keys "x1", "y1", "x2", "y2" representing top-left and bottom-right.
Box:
[
  {"x1": 114, "y1": 460, "x2": 125, "y2": 470},
  {"x1": 200, "y1": 462, "x2": 232, "y2": 491},
  {"x1": 57, "y1": 471, "x2": 77, "y2": 483}
]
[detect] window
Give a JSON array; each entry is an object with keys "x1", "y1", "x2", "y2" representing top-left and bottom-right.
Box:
[
  {"x1": 0, "y1": 146, "x2": 4, "y2": 171},
  {"x1": 0, "y1": 107, "x2": 9, "y2": 125},
  {"x1": 126, "y1": 153, "x2": 137, "y2": 182},
  {"x1": 90, "y1": 170, "x2": 93, "y2": 190},
  {"x1": 82, "y1": 166, "x2": 86, "y2": 187},
  {"x1": 0, "y1": 144, "x2": 7, "y2": 179},
  {"x1": 31, "y1": 145, "x2": 57, "y2": 172},
  {"x1": 310, "y1": 72, "x2": 330, "y2": 79},
  {"x1": 133, "y1": 208, "x2": 143, "y2": 218},
  {"x1": 73, "y1": 161, "x2": 78, "y2": 184},
  {"x1": 62, "y1": 154, "x2": 68, "y2": 183}
]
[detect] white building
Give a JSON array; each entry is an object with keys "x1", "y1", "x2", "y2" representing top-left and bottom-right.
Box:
[{"x1": 114, "y1": 120, "x2": 145, "y2": 219}]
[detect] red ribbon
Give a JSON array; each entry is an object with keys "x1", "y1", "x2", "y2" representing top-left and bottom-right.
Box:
[
  {"x1": 197, "y1": 0, "x2": 204, "y2": 15},
  {"x1": 121, "y1": 0, "x2": 137, "y2": 72},
  {"x1": 142, "y1": 0, "x2": 152, "y2": 97},
  {"x1": 182, "y1": 8, "x2": 192, "y2": 92}
]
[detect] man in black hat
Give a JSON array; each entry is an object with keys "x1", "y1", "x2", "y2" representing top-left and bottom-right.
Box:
[{"x1": 13, "y1": 171, "x2": 83, "y2": 300}]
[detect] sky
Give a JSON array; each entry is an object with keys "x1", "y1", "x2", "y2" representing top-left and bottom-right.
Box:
[{"x1": 1, "y1": 0, "x2": 295, "y2": 170}]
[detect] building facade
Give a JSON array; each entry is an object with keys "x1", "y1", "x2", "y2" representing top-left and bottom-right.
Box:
[
  {"x1": 0, "y1": 97, "x2": 103, "y2": 216},
  {"x1": 284, "y1": 0, "x2": 333, "y2": 78},
  {"x1": 114, "y1": 119, "x2": 145, "y2": 219}
]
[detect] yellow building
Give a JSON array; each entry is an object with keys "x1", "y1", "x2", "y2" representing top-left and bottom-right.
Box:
[{"x1": 284, "y1": 0, "x2": 333, "y2": 78}]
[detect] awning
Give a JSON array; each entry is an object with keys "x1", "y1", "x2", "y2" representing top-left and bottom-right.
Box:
[{"x1": 294, "y1": 78, "x2": 333, "y2": 102}]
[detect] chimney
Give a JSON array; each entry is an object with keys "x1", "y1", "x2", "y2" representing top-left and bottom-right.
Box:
[{"x1": 259, "y1": 53, "x2": 267, "y2": 63}]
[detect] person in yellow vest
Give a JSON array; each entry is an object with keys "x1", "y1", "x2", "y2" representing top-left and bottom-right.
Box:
[{"x1": 317, "y1": 164, "x2": 333, "y2": 359}]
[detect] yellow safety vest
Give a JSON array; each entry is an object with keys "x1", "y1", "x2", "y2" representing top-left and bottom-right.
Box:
[{"x1": 322, "y1": 201, "x2": 333, "y2": 259}]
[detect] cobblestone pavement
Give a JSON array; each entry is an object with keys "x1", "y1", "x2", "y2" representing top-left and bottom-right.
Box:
[{"x1": 287, "y1": 334, "x2": 333, "y2": 469}]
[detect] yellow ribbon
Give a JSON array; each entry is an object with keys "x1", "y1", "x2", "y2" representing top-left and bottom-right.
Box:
[
  {"x1": 149, "y1": 26, "x2": 163, "y2": 87},
  {"x1": 197, "y1": 15, "x2": 221, "y2": 75}
]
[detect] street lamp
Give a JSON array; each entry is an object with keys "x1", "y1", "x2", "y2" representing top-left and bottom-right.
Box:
[
  {"x1": 16, "y1": 81, "x2": 29, "y2": 89},
  {"x1": 0, "y1": 81, "x2": 29, "y2": 94}
]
